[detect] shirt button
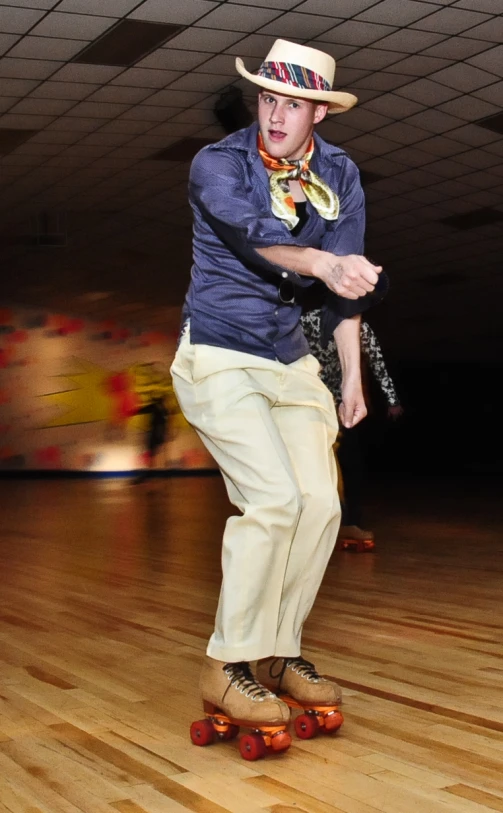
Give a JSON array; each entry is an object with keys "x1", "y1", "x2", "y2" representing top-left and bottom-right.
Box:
[
  {"x1": 274, "y1": 309, "x2": 279, "y2": 315},
  {"x1": 282, "y1": 272, "x2": 288, "y2": 278}
]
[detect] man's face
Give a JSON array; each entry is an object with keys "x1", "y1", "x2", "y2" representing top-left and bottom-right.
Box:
[{"x1": 258, "y1": 90, "x2": 328, "y2": 160}]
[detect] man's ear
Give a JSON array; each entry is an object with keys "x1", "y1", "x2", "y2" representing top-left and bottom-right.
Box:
[{"x1": 314, "y1": 103, "x2": 328, "y2": 125}]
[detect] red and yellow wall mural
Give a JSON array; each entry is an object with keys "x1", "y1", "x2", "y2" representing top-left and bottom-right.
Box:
[{"x1": 0, "y1": 306, "x2": 214, "y2": 472}]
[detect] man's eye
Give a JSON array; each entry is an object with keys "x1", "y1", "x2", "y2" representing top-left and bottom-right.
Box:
[{"x1": 290, "y1": 102, "x2": 300, "y2": 109}]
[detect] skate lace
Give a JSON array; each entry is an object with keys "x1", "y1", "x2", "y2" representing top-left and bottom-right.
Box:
[
  {"x1": 224, "y1": 662, "x2": 274, "y2": 702},
  {"x1": 271, "y1": 656, "x2": 323, "y2": 685}
]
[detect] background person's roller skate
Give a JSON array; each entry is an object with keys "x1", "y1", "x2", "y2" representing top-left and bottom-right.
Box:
[
  {"x1": 336, "y1": 525, "x2": 375, "y2": 553},
  {"x1": 190, "y1": 657, "x2": 292, "y2": 760},
  {"x1": 257, "y1": 656, "x2": 344, "y2": 740}
]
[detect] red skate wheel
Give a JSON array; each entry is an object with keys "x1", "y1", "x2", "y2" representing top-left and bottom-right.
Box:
[
  {"x1": 295, "y1": 713, "x2": 319, "y2": 739},
  {"x1": 239, "y1": 733, "x2": 267, "y2": 761},
  {"x1": 190, "y1": 719, "x2": 215, "y2": 746},
  {"x1": 220, "y1": 723, "x2": 240, "y2": 741},
  {"x1": 324, "y1": 711, "x2": 344, "y2": 732},
  {"x1": 270, "y1": 730, "x2": 292, "y2": 752}
]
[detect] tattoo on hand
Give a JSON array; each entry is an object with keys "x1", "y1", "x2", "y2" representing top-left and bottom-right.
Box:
[{"x1": 331, "y1": 263, "x2": 344, "y2": 283}]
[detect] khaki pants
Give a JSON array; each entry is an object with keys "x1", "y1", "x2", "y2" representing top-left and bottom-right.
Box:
[{"x1": 170, "y1": 328, "x2": 340, "y2": 662}]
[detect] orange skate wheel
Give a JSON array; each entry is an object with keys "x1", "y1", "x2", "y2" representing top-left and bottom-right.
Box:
[
  {"x1": 270, "y1": 730, "x2": 292, "y2": 752},
  {"x1": 190, "y1": 719, "x2": 215, "y2": 746},
  {"x1": 239, "y1": 733, "x2": 267, "y2": 761},
  {"x1": 295, "y1": 713, "x2": 319, "y2": 739},
  {"x1": 324, "y1": 710, "x2": 344, "y2": 732}
]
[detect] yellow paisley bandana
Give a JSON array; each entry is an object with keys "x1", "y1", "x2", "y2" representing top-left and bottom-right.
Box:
[{"x1": 258, "y1": 132, "x2": 340, "y2": 230}]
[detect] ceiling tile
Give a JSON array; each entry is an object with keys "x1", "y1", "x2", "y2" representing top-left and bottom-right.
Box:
[
  {"x1": 453, "y1": 0, "x2": 501, "y2": 12},
  {"x1": 437, "y1": 93, "x2": 500, "y2": 120},
  {"x1": 194, "y1": 53, "x2": 260, "y2": 76},
  {"x1": 352, "y1": 72, "x2": 411, "y2": 91},
  {"x1": 472, "y1": 80, "x2": 503, "y2": 107},
  {"x1": 49, "y1": 63, "x2": 123, "y2": 83},
  {"x1": 259, "y1": 13, "x2": 340, "y2": 39},
  {"x1": 194, "y1": 4, "x2": 281, "y2": 32},
  {"x1": 365, "y1": 92, "x2": 426, "y2": 118},
  {"x1": 0, "y1": 77, "x2": 39, "y2": 95},
  {"x1": 234, "y1": 0, "x2": 300, "y2": 7},
  {"x1": 147, "y1": 121, "x2": 201, "y2": 138},
  {"x1": 317, "y1": 120, "x2": 363, "y2": 143},
  {"x1": 99, "y1": 119, "x2": 153, "y2": 134},
  {"x1": 45, "y1": 116, "x2": 104, "y2": 131},
  {"x1": 403, "y1": 108, "x2": 465, "y2": 133},
  {"x1": 225, "y1": 33, "x2": 283, "y2": 58},
  {"x1": 137, "y1": 47, "x2": 208, "y2": 71},
  {"x1": 88, "y1": 85, "x2": 155, "y2": 103},
  {"x1": 452, "y1": 149, "x2": 502, "y2": 169},
  {"x1": 369, "y1": 29, "x2": 446, "y2": 52},
  {"x1": 461, "y1": 170, "x2": 502, "y2": 190},
  {"x1": 414, "y1": 134, "x2": 469, "y2": 156},
  {"x1": 8, "y1": 35, "x2": 87, "y2": 61},
  {"x1": 167, "y1": 72, "x2": 232, "y2": 92},
  {"x1": 120, "y1": 104, "x2": 178, "y2": 121},
  {"x1": 0, "y1": 97, "x2": 15, "y2": 112},
  {"x1": 394, "y1": 77, "x2": 462, "y2": 104},
  {"x1": 385, "y1": 54, "x2": 454, "y2": 75},
  {"x1": 431, "y1": 63, "x2": 499, "y2": 92},
  {"x1": 0, "y1": 33, "x2": 20, "y2": 54},
  {"x1": 344, "y1": 132, "x2": 404, "y2": 155},
  {"x1": 0, "y1": 5, "x2": 45, "y2": 33},
  {"x1": 166, "y1": 27, "x2": 244, "y2": 53},
  {"x1": 143, "y1": 88, "x2": 210, "y2": 107},
  {"x1": 29, "y1": 80, "x2": 100, "y2": 100},
  {"x1": 30, "y1": 12, "x2": 118, "y2": 39},
  {"x1": 129, "y1": 0, "x2": 219, "y2": 25},
  {"x1": 0, "y1": 112, "x2": 55, "y2": 127},
  {"x1": 422, "y1": 35, "x2": 494, "y2": 59},
  {"x1": 0, "y1": 57, "x2": 60, "y2": 79},
  {"x1": 169, "y1": 107, "x2": 215, "y2": 125},
  {"x1": 376, "y1": 121, "x2": 433, "y2": 145},
  {"x1": 58, "y1": 0, "x2": 141, "y2": 13},
  {"x1": 318, "y1": 20, "x2": 397, "y2": 46},
  {"x1": 29, "y1": 129, "x2": 82, "y2": 143},
  {"x1": 8, "y1": 97, "x2": 76, "y2": 115},
  {"x1": 447, "y1": 122, "x2": 502, "y2": 146},
  {"x1": 111, "y1": 68, "x2": 183, "y2": 88},
  {"x1": 343, "y1": 107, "x2": 394, "y2": 130},
  {"x1": 410, "y1": 7, "x2": 491, "y2": 34},
  {"x1": 462, "y1": 16, "x2": 503, "y2": 42},
  {"x1": 383, "y1": 146, "x2": 437, "y2": 166},
  {"x1": 467, "y1": 44, "x2": 502, "y2": 74},
  {"x1": 80, "y1": 131, "x2": 133, "y2": 146},
  {"x1": 357, "y1": 0, "x2": 442, "y2": 25},
  {"x1": 298, "y1": 0, "x2": 387, "y2": 15},
  {"x1": 65, "y1": 101, "x2": 130, "y2": 118},
  {"x1": 422, "y1": 157, "x2": 470, "y2": 177},
  {"x1": 0, "y1": 0, "x2": 58, "y2": 7},
  {"x1": 302, "y1": 40, "x2": 356, "y2": 60},
  {"x1": 338, "y1": 48, "x2": 408, "y2": 70}
]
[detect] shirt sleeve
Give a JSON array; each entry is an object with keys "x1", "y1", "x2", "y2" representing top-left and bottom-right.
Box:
[
  {"x1": 361, "y1": 323, "x2": 400, "y2": 406},
  {"x1": 189, "y1": 146, "x2": 308, "y2": 286},
  {"x1": 317, "y1": 155, "x2": 389, "y2": 345}
]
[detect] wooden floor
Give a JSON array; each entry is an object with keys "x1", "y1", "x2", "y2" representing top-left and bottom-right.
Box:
[{"x1": 0, "y1": 474, "x2": 502, "y2": 813}]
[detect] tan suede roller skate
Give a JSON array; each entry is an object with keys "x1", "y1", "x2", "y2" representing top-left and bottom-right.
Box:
[
  {"x1": 190, "y1": 657, "x2": 292, "y2": 760},
  {"x1": 257, "y1": 656, "x2": 344, "y2": 739}
]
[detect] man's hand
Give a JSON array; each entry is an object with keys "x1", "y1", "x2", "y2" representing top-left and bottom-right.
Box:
[
  {"x1": 313, "y1": 253, "x2": 382, "y2": 300},
  {"x1": 387, "y1": 404, "x2": 404, "y2": 421},
  {"x1": 339, "y1": 379, "x2": 367, "y2": 428}
]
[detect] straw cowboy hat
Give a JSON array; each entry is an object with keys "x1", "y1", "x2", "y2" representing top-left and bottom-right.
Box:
[{"x1": 235, "y1": 39, "x2": 357, "y2": 114}]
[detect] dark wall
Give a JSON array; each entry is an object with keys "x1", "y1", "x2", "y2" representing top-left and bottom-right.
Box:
[{"x1": 363, "y1": 362, "x2": 503, "y2": 477}]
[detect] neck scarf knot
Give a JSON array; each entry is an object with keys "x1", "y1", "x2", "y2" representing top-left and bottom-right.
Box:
[{"x1": 258, "y1": 132, "x2": 339, "y2": 231}]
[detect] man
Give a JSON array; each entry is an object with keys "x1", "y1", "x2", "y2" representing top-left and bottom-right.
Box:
[
  {"x1": 301, "y1": 313, "x2": 403, "y2": 548},
  {"x1": 170, "y1": 39, "x2": 387, "y2": 733}
]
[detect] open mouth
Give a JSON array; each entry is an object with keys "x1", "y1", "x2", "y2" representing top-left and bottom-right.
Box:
[{"x1": 269, "y1": 130, "x2": 287, "y2": 141}]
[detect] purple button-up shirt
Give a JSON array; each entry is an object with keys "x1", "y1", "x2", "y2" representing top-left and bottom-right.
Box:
[{"x1": 183, "y1": 122, "x2": 385, "y2": 364}]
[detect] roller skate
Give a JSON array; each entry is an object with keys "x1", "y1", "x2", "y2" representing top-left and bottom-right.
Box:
[
  {"x1": 337, "y1": 525, "x2": 375, "y2": 553},
  {"x1": 257, "y1": 656, "x2": 344, "y2": 740},
  {"x1": 190, "y1": 657, "x2": 292, "y2": 761}
]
